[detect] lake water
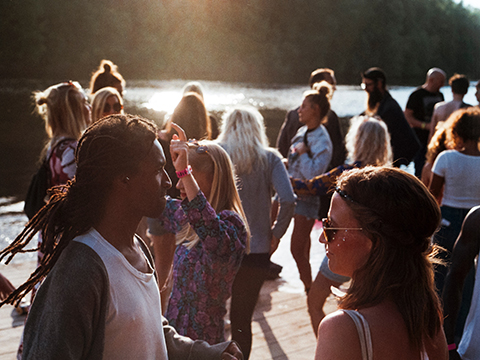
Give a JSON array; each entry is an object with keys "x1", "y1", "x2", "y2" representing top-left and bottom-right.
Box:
[{"x1": 1, "y1": 79, "x2": 478, "y2": 261}]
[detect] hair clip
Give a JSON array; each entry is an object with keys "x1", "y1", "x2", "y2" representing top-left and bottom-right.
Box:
[{"x1": 335, "y1": 187, "x2": 356, "y2": 203}]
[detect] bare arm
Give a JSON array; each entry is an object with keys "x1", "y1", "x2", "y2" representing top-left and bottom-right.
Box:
[
  {"x1": 429, "y1": 110, "x2": 440, "y2": 143},
  {"x1": 429, "y1": 173, "x2": 445, "y2": 204},
  {"x1": 315, "y1": 311, "x2": 362, "y2": 360},
  {"x1": 404, "y1": 108, "x2": 423, "y2": 129},
  {"x1": 443, "y1": 207, "x2": 480, "y2": 349}
]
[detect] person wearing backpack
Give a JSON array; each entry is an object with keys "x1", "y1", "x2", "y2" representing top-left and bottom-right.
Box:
[{"x1": 25, "y1": 81, "x2": 91, "y2": 305}]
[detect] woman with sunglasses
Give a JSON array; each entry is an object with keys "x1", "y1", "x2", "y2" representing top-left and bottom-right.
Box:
[
  {"x1": 91, "y1": 87, "x2": 124, "y2": 123},
  {"x1": 291, "y1": 116, "x2": 393, "y2": 336},
  {"x1": 315, "y1": 166, "x2": 447, "y2": 360},
  {"x1": 154, "y1": 123, "x2": 249, "y2": 345}
]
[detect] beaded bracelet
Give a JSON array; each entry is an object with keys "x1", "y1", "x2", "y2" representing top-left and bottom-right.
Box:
[{"x1": 176, "y1": 165, "x2": 192, "y2": 178}]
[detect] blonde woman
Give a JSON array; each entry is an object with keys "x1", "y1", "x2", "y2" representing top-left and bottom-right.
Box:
[
  {"x1": 27, "y1": 81, "x2": 91, "y2": 310},
  {"x1": 155, "y1": 123, "x2": 249, "y2": 344},
  {"x1": 33, "y1": 80, "x2": 91, "y2": 209},
  {"x1": 217, "y1": 106, "x2": 295, "y2": 359},
  {"x1": 91, "y1": 87, "x2": 124, "y2": 123}
]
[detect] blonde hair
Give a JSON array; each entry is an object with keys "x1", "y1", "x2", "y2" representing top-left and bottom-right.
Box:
[
  {"x1": 91, "y1": 87, "x2": 124, "y2": 123},
  {"x1": 34, "y1": 81, "x2": 90, "y2": 144},
  {"x1": 346, "y1": 116, "x2": 393, "y2": 166},
  {"x1": 176, "y1": 141, "x2": 250, "y2": 251},
  {"x1": 217, "y1": 106, "x2": 274, "y2": 175}
]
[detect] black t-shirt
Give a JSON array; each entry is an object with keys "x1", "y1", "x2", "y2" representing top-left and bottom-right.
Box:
[{"x1": 406, "y1": 87, "x2": 444, "y2": 145}]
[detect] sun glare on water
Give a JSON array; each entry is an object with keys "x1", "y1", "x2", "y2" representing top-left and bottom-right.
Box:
[{"x1": 144, "y1": 88, "x2": 249, "y2": 114}]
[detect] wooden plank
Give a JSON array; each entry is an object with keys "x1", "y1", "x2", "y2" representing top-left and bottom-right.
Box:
[{"x1": 0, "y1": 220, "x2": 338, "y2": 360}]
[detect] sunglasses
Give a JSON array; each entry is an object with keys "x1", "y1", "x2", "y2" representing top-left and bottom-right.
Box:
[
  {"x1": 321, "y1": 218, "x2": 362, "y2": 243},
  {"x1": 187, "y1": 139, "x2": 209, "y2": 154},
  {"x1": 103, "y1": 102, "x2": 123, "y2": 113}
]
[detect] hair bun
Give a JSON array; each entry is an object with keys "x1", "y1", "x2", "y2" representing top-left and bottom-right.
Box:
[
  {"x1": 37, "y1": 97, "x2": 47, "y2": 105},
  {"x1": 103, "y1": 63, "x2": 112, "y2": 73},
  {"x1": 317, "y1": 85, "x2": 331, "y2": 98}
]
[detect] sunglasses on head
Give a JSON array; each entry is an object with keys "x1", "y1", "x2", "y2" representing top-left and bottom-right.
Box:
[
  {"x1": 104, "y1": 102, "x2": 123, "y2": 113},
  {"x1": 321, "y1": 218, "x2": 363, "y2": 243},
  {"x1": 187, "y1": 139, "x2": 209, "y2": 154}
]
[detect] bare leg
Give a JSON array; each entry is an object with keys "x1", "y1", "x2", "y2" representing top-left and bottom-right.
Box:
[
  {"x1": 307, "y1": 271, "x2": 341, "y2": 336},
  {"x1": 290, "y1": 214, "x2": 315, "y2": 292}
]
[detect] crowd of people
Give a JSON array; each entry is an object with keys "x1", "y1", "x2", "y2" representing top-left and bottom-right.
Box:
[{"x1": 0, "y1": 59, "x2": 479, "y2": 359}]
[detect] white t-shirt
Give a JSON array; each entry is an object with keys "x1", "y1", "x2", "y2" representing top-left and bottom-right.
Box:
[
  {"x1": 74, "y1": 229, "x2": 168, "y2": 360},
  {"x1": 432, "y1": 150, "x2": 480, "y2": 208}
]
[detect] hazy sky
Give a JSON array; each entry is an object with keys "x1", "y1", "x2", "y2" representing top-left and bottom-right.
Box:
[{"x1": 454, "y1": 0, "x2": 480, "y2": 9}]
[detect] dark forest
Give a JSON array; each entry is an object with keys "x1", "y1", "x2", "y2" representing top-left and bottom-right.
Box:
[{"x1": 1, "y1": 0, "x2": 479, "y2": 85}]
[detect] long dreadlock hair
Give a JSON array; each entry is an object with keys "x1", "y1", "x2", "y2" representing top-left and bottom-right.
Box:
[{"x1": 0, "y1": 114, "x2": 157, "y2": 307}]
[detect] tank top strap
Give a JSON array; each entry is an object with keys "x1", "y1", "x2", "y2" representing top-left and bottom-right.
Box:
[{"x1": 343, "y1": 310, "x2": 373, "y2": 360}]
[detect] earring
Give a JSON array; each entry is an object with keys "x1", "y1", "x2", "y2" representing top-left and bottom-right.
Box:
[{"x1": 125, "y1": 177, "x2": 130, "y2": 182}]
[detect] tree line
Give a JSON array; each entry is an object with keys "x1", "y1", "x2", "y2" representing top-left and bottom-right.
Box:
[{"x1": 1, "y1": 0, "x2": 479, "y2": 85}]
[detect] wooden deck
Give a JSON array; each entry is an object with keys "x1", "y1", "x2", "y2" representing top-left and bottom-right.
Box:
[{"x1": 0, "y1": 221, "x2": 338, "y2": 360}]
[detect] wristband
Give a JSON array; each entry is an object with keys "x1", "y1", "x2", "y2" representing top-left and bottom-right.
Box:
[
  {"x1": 421, "y1": 122, "x2": 426, "y2": 130},
  {"x1": 448, "y1": 343, "x2": 457, "y2": 351},
  {"x1": 176, "y1": 165, "x2": 192, "y2": 178}
]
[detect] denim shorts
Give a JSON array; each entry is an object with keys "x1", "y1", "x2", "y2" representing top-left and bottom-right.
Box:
[
  {"x1": 319, "y1": 256, "x2": 350, "y2": 284},
  {"x1": 294, "y1": 198, "x2": 320, "y2": 220}
]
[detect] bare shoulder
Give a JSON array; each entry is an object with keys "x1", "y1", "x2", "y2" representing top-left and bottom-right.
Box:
[
  {"x1": 315, "y1": 310, "x2": 362, "y2": 360},
  {"x1": 424, "y1": 328, "x2": 448, "y2": 360}
]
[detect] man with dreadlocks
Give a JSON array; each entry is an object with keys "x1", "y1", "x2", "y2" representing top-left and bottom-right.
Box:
[{"x1": 0, "y1": 115, "x2": 243, "y2": 360}]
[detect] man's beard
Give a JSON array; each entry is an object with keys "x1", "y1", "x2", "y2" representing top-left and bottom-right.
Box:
[{"x1": 367, "y1": 87, "x2": 384, "y2": 114}]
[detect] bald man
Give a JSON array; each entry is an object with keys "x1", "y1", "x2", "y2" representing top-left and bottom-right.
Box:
[{"x1": 405, "y1": 67, "x2": 446, "y2": 177}]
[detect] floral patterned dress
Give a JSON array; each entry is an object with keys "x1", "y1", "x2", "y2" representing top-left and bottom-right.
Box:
[{"x1": 160, "y1": 190, "x2": 247, "y2": 344}]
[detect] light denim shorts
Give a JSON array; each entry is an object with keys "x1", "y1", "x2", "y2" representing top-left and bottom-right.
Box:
[
  {"x1": 294, "y1": 198, "x2": 320, "y2": 220},
  {"x1": 319, "y1": 256, "x2": 350, "y2": 284}
]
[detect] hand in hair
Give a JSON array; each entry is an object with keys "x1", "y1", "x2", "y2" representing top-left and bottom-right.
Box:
[
  {"x1": 170, "y1": 122, "x2": 189, "y2": 172},
  {"x1": 170, "y1": 123, "x2": 201, "y2": 201}
]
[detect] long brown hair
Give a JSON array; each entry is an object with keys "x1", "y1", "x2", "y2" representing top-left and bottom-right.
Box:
[
  {"x1": 167, "y1": 92, "x2": 212, "y2": 140},
  {"x1": 0, "y1": 114, "x2": 157, "y2": 307},
  {"x1": 335, "y1": 166, "x2": 442, "y2": 349}
]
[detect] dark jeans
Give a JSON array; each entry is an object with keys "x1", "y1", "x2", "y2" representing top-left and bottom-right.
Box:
[{"x1": 230, "y1": 253, "x2": 270, "y2": 360}]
